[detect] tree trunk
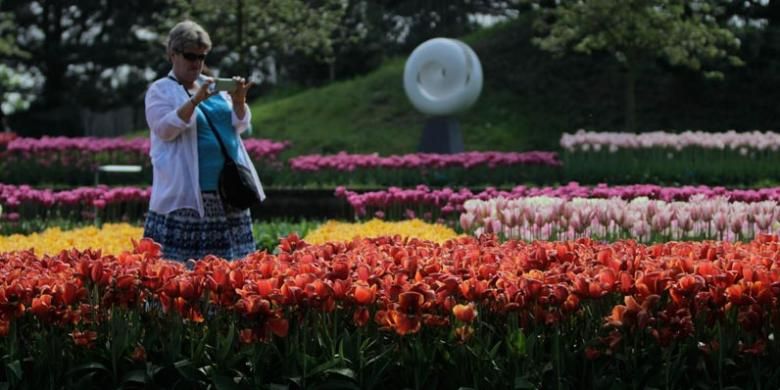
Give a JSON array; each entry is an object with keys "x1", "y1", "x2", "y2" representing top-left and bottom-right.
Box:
[
  {"x1": 624, "y1": 64, "x2": 637, "y2": 133},
  {"x1": 237, "y1": 0, "x2": 245, "y2": 75},
  {"x1": 42, "y1": 0, "x2": 66, "y2": 108}
]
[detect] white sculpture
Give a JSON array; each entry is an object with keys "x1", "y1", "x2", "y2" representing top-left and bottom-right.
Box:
[{"x1": 403, "y1": 38, "x2": 483, "y2": 116}]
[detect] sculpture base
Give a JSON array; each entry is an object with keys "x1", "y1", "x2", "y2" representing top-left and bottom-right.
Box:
[{"x1": 418, "y1": 116, "x2": 464, "y2": 154}]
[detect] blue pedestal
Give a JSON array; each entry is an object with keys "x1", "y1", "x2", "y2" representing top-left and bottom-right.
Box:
[{"x1": 418, "y1": 116, "x2": 464, "y2": 154}]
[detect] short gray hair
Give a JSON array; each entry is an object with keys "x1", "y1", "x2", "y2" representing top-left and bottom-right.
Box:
[{"x1": 166, "y1": 20, "x2": 212, "y2": 55}]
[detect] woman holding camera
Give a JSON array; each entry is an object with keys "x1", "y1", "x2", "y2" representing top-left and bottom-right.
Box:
[{"x1": 143, "y1": 20, "x2": 264, "y2": 262}]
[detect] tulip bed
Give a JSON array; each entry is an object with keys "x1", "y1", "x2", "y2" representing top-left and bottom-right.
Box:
[
  {"x1": 337, "y1": 183, "x2": 780, "y2": 234},
  {"x1": 279, "y1": 150, "x2": 562, "y2": 187},
  {"x1": 0, "y1": 135, "x2": 290, "y2": 186},
  {"x1": 1, "y1": 234, "x2": 780, "y2": 388},
  {"x1": 0, "y1": 223, "x2": 142, "y2": 255},
  {"x1": 0, "y1": 184, "x2": 150, "y2": 228},
  {"x1": 560, "y1": 130, "x2": 780, "y2": 185},
  {"x1": 459, "y1": 195, "x2": 780, "y2": 243},
  {"x1": 303, "y1": 219, "x2": 460, "y2": 244},
  {"x1": 5, "y1": 130, "x2": 780, "y2": 188},
  {"x1": 0, "y1": 133, "x2": 562, "y2": 188}
]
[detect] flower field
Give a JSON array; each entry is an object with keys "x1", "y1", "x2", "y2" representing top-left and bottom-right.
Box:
[
  {"x1": 4, "y1": 129, "x2": 780, "y2": 388},
  {"x1": 1, "y1": 233, "x2": 780, "y2": 388}
]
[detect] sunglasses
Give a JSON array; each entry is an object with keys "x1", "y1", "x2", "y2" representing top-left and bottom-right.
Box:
[{"x1": 178, "y1": 51, "x2": 207, "y2": 62}]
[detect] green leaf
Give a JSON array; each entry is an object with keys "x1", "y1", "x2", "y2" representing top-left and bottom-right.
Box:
[
  {"x1": 365, "y1": 346, "x2": 393, "y2": 366},
  {"x1": 5, "y1": 360, "x2": 21, "y2": 381},
  {"x1": 311, "y1": 379, "x2": 361, "y2": 390},
  {"x1": 72, "y1": 371, "x2": 99, "y2": 388},
  {"x1": 304, "y1": 359, "x2": 341, "y2": 379},
  {"x1": 213, "y1": 374, "x2": 242, "y2": 390},
  {"x1": 120, "y1": 369, "x2": 148, "y2": 385},
  {"x1": 514, "y1": 377, "x2": 536, "y2": 389},
  {"x1": 66, "y1": 362, "x2": 111, "y2": 376},
  {"x1": 174, "y1": 359, "x2": 199, "y2": 380},
  {"x1": 489, "y1": 340, "x2": 502, "y2": 358},
  {"x1": 324, "y1": 368, "x2": 356, "y2": 380},
  {"x1": 508, "y1": 329, "x2": 527, "y2": 356},
  {"x1": 217, "y1": 322, "x2": 236, "y2": 363}
]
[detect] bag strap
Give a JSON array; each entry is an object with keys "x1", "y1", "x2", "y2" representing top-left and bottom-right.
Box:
[{"x1": 168, "y1": 75, "x2": 234, "y2": 162}]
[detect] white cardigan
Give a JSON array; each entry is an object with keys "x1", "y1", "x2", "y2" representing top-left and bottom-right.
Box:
[{"x1": 144, "y1": 71, "x2": 265, "y2": 217}]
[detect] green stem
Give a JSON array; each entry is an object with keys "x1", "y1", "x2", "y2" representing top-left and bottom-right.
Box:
[
  {"x1": 718, "y1": 324, "x2": 723, "y2": 390},
  {"x1": 554, "y1": 328, "x2": 562, "y2": 390}
]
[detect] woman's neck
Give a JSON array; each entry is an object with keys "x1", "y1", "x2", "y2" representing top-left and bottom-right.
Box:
[{"x1": 172, "y1": 71, "x2": 198, "y2": 89}]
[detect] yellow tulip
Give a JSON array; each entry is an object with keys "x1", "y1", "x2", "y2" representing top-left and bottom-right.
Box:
[
  {"x1": 0, "y1": 223, "x2": 143, "y2": 256},
  {"x1": 304, "y1": 219, "x2": 459, "y2": 244}
]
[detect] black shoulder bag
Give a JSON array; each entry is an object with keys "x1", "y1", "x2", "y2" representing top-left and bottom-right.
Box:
[{"x1": 170, "y1": 76, "x2": 263, "y2": 210}]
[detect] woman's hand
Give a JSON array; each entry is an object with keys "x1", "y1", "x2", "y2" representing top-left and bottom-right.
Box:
[
  {"x1": 177, "y1": 78, "x2": 217, "y2": 123},
  {"x1": 228, "y1": 76, "x2": 253, "y2": 105},
  {"x1": 191, "y1": 78, "x2": 218, "y2": 105},
  {"x1": 228, "y1": 76, "x2": 253, "y2": 120}
]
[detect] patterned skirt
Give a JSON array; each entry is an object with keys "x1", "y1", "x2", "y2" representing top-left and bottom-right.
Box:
[{"x1": 143, "y1": 192, "x2": 256, "y2": 262}]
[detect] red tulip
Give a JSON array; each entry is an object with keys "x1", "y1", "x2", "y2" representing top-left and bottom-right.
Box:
[
  {"x1": 398, "y1": 291, "x2": 424, "y2": 314},
  {"x1": 239, "y1": 328, "x2": 255, "y2": 344},
  {"x1": 268, "y1": 317, "x2": 289, "y2": 337},
  {"x1": 70, "y1": 330, "x2": 98, "y2": 348},
  {"x1": 353, "y1": 307, "x2": 370, "y2": 327}
]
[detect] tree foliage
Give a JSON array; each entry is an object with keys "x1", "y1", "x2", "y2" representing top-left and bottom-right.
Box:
[
  {"x1": 531, "y1": 0, "x2": 743, "y2": 131},
  {"x1": 179, "y1": 0, "x2": 349, "y2": 80},
  {"x1": 0, "y1": 0, "x2": 180, "y2": 110}
]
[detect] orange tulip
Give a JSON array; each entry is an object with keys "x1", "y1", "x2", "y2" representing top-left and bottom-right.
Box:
[
  {"x1": 133, "y1": 238, "x2": 162, "y2": 258},
  {"x1": 256, "y1": 279, "x2": 274, "y2": 297},
  {"x1": 30, "y1": 294, "x2": 52, "y2": 318},
  {"x1": 354, "y1": 284, "x2": 377, "y2": 305},
  {"x1": 452, "y1": 303, "x2": 477, "y2": 323},
  {"x1": 388, "y1": 310, "x2": 421, "y2": 336},
  {"x1": 454, "y1": 325, "x2": 474, "y2": 343}
]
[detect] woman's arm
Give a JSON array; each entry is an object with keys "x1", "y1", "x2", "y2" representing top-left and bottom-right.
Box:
[
  {"x1": 228, "y1": 77, "x2": 253, "y2": 133},
  {"x1": 145, "y1": 82, "x2": 192, "y2": 141},
  {"x1": 146, "y1": 79, "x2": 216, "y2": 141}
]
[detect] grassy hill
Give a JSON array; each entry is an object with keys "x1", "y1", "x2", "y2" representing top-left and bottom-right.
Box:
[
  {"x1": 249, "y1": 16, "x2": 780, "y2": 157},
  {"x1": 249, "y1": 21, "x2": 569, "y2": 157}
]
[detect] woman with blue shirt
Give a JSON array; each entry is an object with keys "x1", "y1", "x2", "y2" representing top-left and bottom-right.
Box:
[{"x1": 143, "y1": 20, "x2": 265, "y2": 262}]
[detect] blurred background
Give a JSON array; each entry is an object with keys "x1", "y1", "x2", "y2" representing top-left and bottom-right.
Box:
[{"x1": 0, "y1": 0, "x2": 777, "y2": 154}]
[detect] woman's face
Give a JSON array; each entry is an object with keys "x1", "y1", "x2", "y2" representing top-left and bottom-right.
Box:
[{"x1": 171, "y1": 46, "x2": 208, "y2": 86}]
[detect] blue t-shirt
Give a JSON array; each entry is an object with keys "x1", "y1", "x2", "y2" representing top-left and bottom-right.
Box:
[{"x1": 196, "y1": 96, "x2": 241, "y2": 191}]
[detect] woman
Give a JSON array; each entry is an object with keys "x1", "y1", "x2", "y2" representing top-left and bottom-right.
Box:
[{"x1": 143, "y1": 20, "x2": 265, "y2": 262}]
